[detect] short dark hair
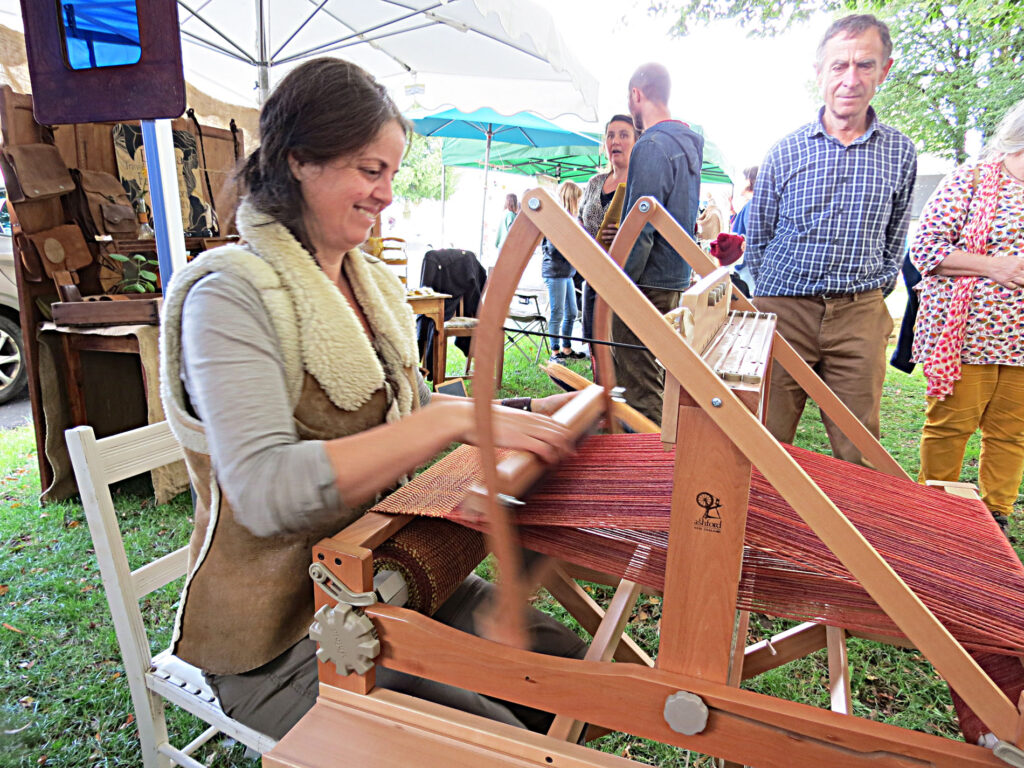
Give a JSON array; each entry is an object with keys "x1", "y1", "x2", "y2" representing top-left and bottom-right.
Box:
[
  {"x1": 240, "y1": 57, "x2": 409, "y2": 253},
  {"x1": 628, "y1": 63, "x2": 670, "y2": 106},
  {"x1": 605, "y1": 114, "x2": 638, "y2": 139},
  {"x1": 816, "y1": 14, "x2": 893, "y2": 70}
]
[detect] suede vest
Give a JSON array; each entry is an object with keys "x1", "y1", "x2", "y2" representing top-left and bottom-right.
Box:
[
  {"x1": 174, "y1": 377, "x2": 389, "y2": 674},
  {"x1": 160, "y1": 201, "x2": 421, "y2": 675}
]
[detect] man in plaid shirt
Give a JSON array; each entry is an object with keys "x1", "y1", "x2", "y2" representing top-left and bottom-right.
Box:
[{"x1": 747, "y1": 13, "x2": 916, "y2": 465}]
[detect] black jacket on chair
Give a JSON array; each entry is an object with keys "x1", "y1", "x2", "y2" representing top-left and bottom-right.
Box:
[{"x1": 416, "y1": 248, "x2": 487, "y2": 381}]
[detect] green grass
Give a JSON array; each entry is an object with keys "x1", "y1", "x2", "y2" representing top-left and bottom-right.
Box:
[{"x1": 0, "y1": 344, "x2": 1021, "y2": 767}]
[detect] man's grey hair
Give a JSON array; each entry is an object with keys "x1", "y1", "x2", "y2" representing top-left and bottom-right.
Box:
[
  {"x1": 815, "y1": 14, "x2": 893, "y2": 71},
  {"x1": 986, "y1": 97, "x2": 1024, "y2": 158}
]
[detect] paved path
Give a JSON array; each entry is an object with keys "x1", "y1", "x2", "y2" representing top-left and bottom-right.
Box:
[{"x1": 0, "y1": 391, "x2": 31, "y2": 429}]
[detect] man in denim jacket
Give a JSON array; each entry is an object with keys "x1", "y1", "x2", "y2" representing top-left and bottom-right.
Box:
[{"x1": 612, "y1": 62, "x2": 704, "y2": 424}]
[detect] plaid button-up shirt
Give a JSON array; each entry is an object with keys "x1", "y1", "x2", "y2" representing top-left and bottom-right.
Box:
[{"x1": 746, "y1": 107, "x2": 917, "y2": 297}]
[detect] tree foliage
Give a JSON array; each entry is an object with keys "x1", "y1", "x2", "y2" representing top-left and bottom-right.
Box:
[
  {"x1": 650, "y1": 0, "x2": 1024, "y2": 162},
  {"x1": 393, "y1": 134, "x2": 457, "y2": 203}
]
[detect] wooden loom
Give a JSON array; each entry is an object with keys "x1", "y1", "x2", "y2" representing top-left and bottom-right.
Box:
[{"x1": 263, "y1": 190, "x2": 1024, "y2": 768}]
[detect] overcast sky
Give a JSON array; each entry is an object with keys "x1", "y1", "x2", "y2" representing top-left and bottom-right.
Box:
[{"x1": 544, "y1": 0, "x2": 825, "y2": 174}]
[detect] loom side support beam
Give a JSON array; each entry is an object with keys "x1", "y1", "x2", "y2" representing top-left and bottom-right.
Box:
[
  {"x1": 517, "y1": 189, "x2": 1018, "y2": 741},
  {"x1": 547, "y1": 577, "x2": 643, "y2": 743},
  {"x1": 658, "y1": 395, "x2": 754, "y2": 682},
  {"x1": 360, "y1": 601, "x2": 1006, "y2": 768},
  {"x1": 542, "y1": 565, "x2": 654, "y2": 668},
  {"x1": 311, "y1": 537, "x2": 377, "y2": 696},
  {"x1": 828, "y1": 626, "x2": 854, "y2": 715}
]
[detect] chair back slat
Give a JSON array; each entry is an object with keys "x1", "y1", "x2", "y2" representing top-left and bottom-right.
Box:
[
  {"x1": 132, "y1": 546, "x2": 190, "y2": 599},
  {"x1": 96, "y1": 422, "x2": 186, "y2": 485}
]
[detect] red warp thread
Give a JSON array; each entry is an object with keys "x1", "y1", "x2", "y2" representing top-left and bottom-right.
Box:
[{"x1": 371, "y1": 434, "x2": 1024, "y2": 657}]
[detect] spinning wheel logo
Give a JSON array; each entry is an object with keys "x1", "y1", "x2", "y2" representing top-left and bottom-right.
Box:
[{"x1": 693, "y1": 491, "x2": 723, "y2": 533}]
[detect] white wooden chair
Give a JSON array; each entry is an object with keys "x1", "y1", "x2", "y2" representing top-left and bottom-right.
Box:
[{"x1": 66, "y1": 422, "x2": 276, "y2": 768}]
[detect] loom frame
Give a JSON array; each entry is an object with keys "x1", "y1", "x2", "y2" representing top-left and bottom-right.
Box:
[
  {"x1": 264, "y1": 190, "x2": 1022, "y2": 768},
  {"x1": 463, "y1": 190, "x2": 1021, "y2": 758}
]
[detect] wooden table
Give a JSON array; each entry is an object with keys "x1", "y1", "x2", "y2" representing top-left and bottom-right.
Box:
[{"x1": 406, "y1": 292, "x2": 450, "y2": 385}]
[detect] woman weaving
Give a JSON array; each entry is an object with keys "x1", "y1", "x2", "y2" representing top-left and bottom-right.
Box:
[{"x1": 159, "y1": 57, "x2": 585, "y2": 740}]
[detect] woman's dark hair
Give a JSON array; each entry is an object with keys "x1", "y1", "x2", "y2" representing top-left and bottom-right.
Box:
[
  {"x1": 743, "y1": 165, "x2": 758, "y2": 194},
  {"x1": 505, "y1": 193, "x2": 519, "y2": 212},
  {"x1": 605, "y1": 114, "x2": 638, "y2": 139},
  {"x1": 240, "y1": 57, "x2": 410, "y2": 252}
]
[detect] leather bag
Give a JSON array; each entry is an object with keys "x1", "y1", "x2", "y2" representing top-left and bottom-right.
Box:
[
  {"x1": 0, "y1": 143, "x2": 74, "y2": 202},
  {"x1": 26, "y1": 223, "x2": 93, "y2": 279},
  {"x1": 72, "y1": 169, "x2": 137, "y2": 238}
]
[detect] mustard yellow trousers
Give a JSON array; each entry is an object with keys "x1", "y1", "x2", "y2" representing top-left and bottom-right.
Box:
[{"x1": 919, "y1": 364, "x2": 1024, "y2": 517}]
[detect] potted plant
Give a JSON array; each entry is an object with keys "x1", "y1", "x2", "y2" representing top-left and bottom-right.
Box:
[{"x1": 108, "y1": 252, "x2": 159, "y2": 294}]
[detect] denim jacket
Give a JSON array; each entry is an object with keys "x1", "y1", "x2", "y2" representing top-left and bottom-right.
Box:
[
  {"x1": 623, "y1": 121, "x2": 704, "y2": 291},
  {"x1": 541, "y1": 237, "x2": 576, "y2": 279}
]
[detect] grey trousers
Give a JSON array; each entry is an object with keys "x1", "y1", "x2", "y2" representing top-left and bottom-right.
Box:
[
  {"x1": 611, "y1": 287, "x2": 682, "y2": 426},
  {"x1": 207, "y1": 574, "x2": 588, "y2": 740}
]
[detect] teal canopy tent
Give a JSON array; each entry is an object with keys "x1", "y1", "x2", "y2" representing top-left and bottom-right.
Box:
[
  {"x1": 441, "y1": 137, "x2": 605, "y2": 182},
  {"x1": 441, "y1": 132, "x2": 737, "y2": 186},
  {"x1": 411, "y1": 107, "x2": 600, "y2": 254}
]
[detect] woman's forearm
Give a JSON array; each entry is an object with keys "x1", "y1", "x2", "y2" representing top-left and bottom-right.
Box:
[
  {"x1": 324, "y1": 398, "x2": 573, "y2": 506},
  {"x1": 323, "y1": 401, "x2": 465, "y2": 506},
  {"x1": 931, "y1": 249, "x2": 992, "y2": 277},
  {"x1": 932, "y1": 249, "x2": 1024, "y2": 288}
]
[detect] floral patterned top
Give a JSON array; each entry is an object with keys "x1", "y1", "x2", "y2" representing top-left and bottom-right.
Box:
[
  {"x1": 910, "y1": 162, "x2": 1024, "y2": 366},
  {"x1": 579, "y1": 172, "x2": 611, "y2": 238}
]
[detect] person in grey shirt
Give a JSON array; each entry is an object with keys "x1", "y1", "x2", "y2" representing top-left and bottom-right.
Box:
[{"x1": 160, "y1": 57, "x2": 583, "y2": 741}]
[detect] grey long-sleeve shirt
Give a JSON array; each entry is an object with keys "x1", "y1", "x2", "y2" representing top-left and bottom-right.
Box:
[{"x1": 180, "y1": 271, "x2": 430, "y2": 538}]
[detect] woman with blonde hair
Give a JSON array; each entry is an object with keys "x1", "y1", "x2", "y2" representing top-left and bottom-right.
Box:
[
  {"x1": 911, "y1": 96, "x2": 1024, "y2": 532},
  {"x1": 541, "y1": 181, "x2": 585, "y2": 360}
]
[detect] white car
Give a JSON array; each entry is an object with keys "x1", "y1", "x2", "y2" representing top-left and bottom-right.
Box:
[{"x1": 0, "y1": 195, "x2": 28, "y2": 404}]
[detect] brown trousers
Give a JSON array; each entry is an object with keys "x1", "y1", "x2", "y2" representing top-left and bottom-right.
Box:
[
  {"x1": 610, "y1": 287, "x2": 682, "y2": 426},
  {"x1": 207, "y1": 574, "x2": 587, "y2": 740},
  {"x1": 753, "y1": 291, "x2": 893, "y2": 466}
]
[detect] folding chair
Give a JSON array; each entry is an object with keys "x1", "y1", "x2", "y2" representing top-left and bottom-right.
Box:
[
  {"x1": 504, "y1": 291, "x2": 550, "y2": 364},
  {"x1": 66, "y1": 422, "x2": 276, "y2": 768},
  {"x1": 445, "y1": 296, "x2": 503, "y2": 387}
]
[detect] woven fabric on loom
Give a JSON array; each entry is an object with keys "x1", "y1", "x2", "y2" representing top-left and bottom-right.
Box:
[
  {"x1": 373, "y1": 517, "x2": 486, "y2": 614},
  {"x1": 372, "y1": 434, "x2": 1024, "y2": 657}
]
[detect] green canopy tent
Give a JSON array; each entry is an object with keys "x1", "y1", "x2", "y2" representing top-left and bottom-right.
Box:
[
  {"x1": 441, "y1": 136, "x2": 605, "y2": 182},
  {"x1": 441, "y1": 131, "x2": 737, "y2": 185}
]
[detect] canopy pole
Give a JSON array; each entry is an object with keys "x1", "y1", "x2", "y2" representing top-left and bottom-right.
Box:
[
  {"x1": 256, "y1": 0, "x2": 270, "y2": 103},
  {"x1": 140, "y1": 120, "x2": 187, "y2": 289},
  {"x1": 440, "y1": 164, "x2": 447, "y2": 247},
  {"x1": 479, "y1": 126, "x2": 492, "y2": 259}
]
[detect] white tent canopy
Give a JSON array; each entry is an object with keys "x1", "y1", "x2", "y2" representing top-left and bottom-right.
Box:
[
  {"x1": 178, "y1": 0, "x2": 599, "y2": 119},
  {"x1": 0, "y1": 1, "x2": 599, "y2": 120}
]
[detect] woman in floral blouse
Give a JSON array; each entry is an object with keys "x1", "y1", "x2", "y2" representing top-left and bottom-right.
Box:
[
  {"x1": 578, "y1": 114, "x2": 637, "y2": 345},
  {"x1": 911, "y1": 97, "x2": 1024, "y2": 528}
]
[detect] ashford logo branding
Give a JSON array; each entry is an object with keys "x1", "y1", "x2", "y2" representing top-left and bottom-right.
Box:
[{"x1": 694, "y1": 492, "x2": 722, "y2": 533}]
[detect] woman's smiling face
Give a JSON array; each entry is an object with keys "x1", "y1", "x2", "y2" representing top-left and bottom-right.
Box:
[{"x1": 290, "y1": 120, "x2": 407, "y2": 256}]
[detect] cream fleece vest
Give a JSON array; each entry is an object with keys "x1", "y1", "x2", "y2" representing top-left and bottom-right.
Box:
[{"x1": 159, "y1": 201, "x2": 420, "y2": 673}]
